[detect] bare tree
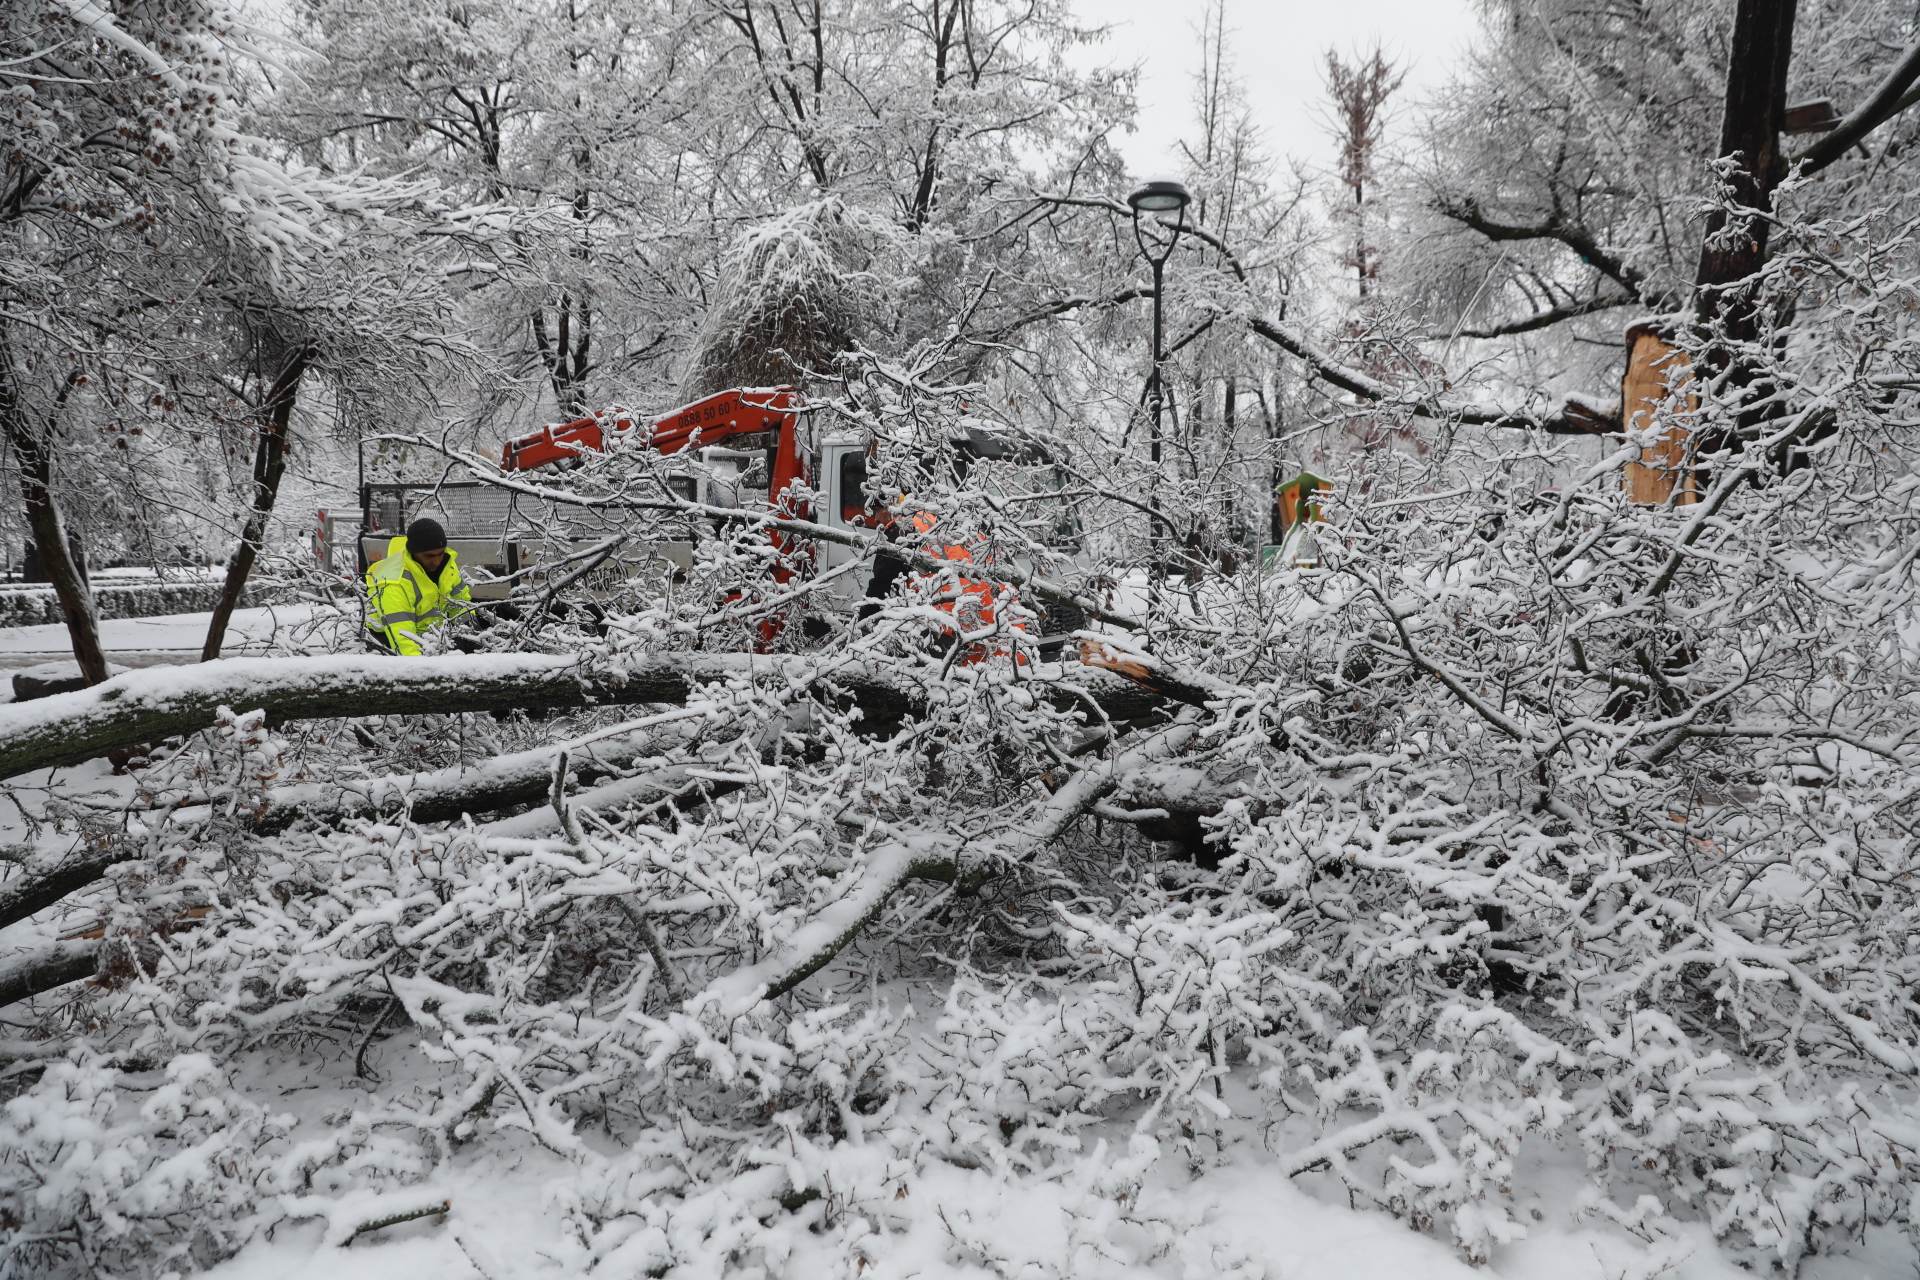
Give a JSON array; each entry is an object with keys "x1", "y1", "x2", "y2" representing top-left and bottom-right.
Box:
[
  {"x1": 1324, "y1": 45, "x2": 1405, "y2": 301},
  {"x1": 0, "y1": 344, "x2": 108, "y2": 684}
]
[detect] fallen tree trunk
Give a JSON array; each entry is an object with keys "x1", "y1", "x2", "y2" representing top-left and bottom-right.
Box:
[
  {"x1": 249, "y1": 724, "x2": 688, "y2": 835},
  {"x1": 0, "y1": 654, "x2": 885, "y2": 781},
  {"x1": 0, "y1": 761, "x2": 719, "y2": 937},
  {"x1": 704, "y1": 841, "x2": 961, "y2": 1011},
  {"x1": 1, "y1": 705, "x2": 1247, "y2": 1019},
  {"x1": 0, "y1": 939, "x2": 99, "y2": 1009},
  {"x1": 0, "y1": 842, "x2": 141, "y2": 932},
  {"x1": 481, "y1": 763, "x2": 714, "y2": 839},
  {"x1": 0, "y1": 652, "x2": 1180, "y2": 783},
  {"x1": 0, "y1": 656, "x2": 1192, "y2": 947},
  {"x1": 0, "y1": 639, "x2": 1230, "y2": 997},
  {"x1": 692, "y1": 720, "x2": 1205, "y2": 1012}
]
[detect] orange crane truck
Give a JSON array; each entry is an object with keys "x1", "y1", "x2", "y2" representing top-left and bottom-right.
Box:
[{"x1": 500, "y1": 386, "x2": 1084, "y2": 657}]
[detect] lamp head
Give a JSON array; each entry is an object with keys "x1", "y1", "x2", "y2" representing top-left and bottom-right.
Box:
[{"x1": 1127, "y1": 179, "x2": 1192, "y2": 215}]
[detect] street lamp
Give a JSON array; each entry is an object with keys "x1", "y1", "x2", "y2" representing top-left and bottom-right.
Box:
[
  {"x1": 1128, "y1": 180, "x2": 1191, "y2": 215},
  {"x1": 1127, "y1": 178, "x2": 1191, "y2": 579}
]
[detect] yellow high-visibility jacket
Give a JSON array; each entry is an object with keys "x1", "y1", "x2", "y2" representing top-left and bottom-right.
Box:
[{"x1": 365, "y1": 536, "x2": 471, "y2": 655}]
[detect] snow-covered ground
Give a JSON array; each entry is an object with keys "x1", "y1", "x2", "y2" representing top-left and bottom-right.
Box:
[
  {"x1": 174, "y1": 1019, "x2": 1897, "y2": 1280},
  {"x1": 0, "y1": 601, "x2": 351, "y2": 671},
  {"x1": 0, "y1": 568, "x2": 224, "y2": 587}
]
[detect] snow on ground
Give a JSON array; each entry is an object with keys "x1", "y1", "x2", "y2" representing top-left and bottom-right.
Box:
[
  {"x1": 159, "y1": 982, "x2": 1899, "y2": 1280},
  {"x1": 0, "y1": 601, "x2": 351, "y2": 670},
  {"x1": 0, "y1": 568, "x2": 224, "y2": 588},
  {"x1": 182, "y1": 1025, "x2": 1844, "y2": 1280},
  {"x1": 199, "y1": 1144, "x2": 1507, "y2": 1280}
]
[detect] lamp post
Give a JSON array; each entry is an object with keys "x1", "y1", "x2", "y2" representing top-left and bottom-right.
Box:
[{"x1": 1127, "y1": 178, "x2": 1191, "y2": 581}]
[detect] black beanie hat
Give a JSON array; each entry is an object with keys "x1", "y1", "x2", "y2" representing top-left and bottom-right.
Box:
[{"x1": 406, "y1": 517, "x2": 448, "y2": 551}]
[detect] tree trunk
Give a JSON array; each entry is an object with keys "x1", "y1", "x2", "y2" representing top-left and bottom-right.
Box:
[
  {"x1": 0, "y1": 940, "x2": 100, "y2": 1010},
  {"x1": 0, "y1": 758, "x2": 702, "y2": 930},
  {"x1": 0, "y1": 842, "x2": 142, "y2": 932},
  {"x1": 202, "y1": 347, "x2": 311, "y2": 662},
  {"x1": 250, "y1": 734, "x2": 676, "y2": 835},
  {"x1": 1685, "y1": 0, "x2": 1799, "y2": 472},
  {"x1": 532, "y1": 291, "x2": 592, "y2": 419},
  {"x1": 1695, "y1": 0, "x2": 1797, "y2": 334},
  {"x1": 0, "y1": 346, "x2": 109, "y2": 685},
  {"x1": 0, "y1": 651, "x2": 1194, "y2": 782}
]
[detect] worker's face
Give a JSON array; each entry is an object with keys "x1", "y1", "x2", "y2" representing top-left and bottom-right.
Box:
[{"x1": 414, "y1": 546, "x2": 448, "y2": 573}]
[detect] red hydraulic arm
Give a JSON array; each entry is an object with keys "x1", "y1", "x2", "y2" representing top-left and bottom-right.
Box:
[
  {"x1": 499, "y1": 410, "x2": 630, "y2": 472},
  {"x1": 501, "y1": 388, "x2": 814, "y2": 644},
  {"x1": 501, "y1": 387, "x2": 809, "y2": 522}
]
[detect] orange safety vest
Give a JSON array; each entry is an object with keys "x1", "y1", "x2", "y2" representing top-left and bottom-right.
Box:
[{"x1": 907, "y1": 511, "x2": 1025, "y2": 661}]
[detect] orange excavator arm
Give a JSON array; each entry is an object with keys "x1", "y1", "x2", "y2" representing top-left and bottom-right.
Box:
[
  {"x1": 501, "y1": 386, "x2": 810, "y2": 521},
  {"x1": 500, "y1": 389, "x2": 815, "y2": 650}
]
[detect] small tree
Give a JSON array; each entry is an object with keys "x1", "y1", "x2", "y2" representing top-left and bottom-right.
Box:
[{"x1": 2, "y1": 0, "x2": 259, "y2": 682}]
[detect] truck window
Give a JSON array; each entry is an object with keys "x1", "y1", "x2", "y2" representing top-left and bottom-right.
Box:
[{"x1": 839, "y1": 452, "x2": 871, "y2": 525}]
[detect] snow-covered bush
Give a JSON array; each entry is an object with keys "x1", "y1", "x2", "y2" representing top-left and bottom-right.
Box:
[{"x1": 0, "y1": 1053, "x2": 286, "y2": 1277}]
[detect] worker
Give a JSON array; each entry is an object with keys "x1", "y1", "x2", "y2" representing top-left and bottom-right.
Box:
[
  {"x1": 852, "y1": 503, "x2": 1021, "y2": 661},
  {"x1": 364, "y1": 517, "x2": 471, "y2": 654}
]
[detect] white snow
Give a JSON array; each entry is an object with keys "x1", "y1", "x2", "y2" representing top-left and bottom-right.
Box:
[
  {"x1": 173, "y1": 1023, "x2": 1843, "y2": 1280},
  {"x1": 0, "y1": 602, "x2": 338, "y2": 667}
]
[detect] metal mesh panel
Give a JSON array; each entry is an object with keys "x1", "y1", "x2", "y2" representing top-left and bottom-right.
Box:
[{"x1": 429, "y1": 486, "x2": 513, "y2": 537}]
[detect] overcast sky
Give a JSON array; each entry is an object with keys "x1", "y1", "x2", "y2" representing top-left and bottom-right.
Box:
[{"x1": 1066, "y1": 0, "x2": 1482, "y2": 179}]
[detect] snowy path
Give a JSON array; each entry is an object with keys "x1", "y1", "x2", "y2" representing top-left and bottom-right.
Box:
[{"x1": 0, "y1": 601, "x2": 347, "y2": 668}]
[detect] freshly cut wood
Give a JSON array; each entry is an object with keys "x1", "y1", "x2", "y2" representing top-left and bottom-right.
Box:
[{"x1": 1621, "y1": 323, "x2": 1699, "y2": 506}]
